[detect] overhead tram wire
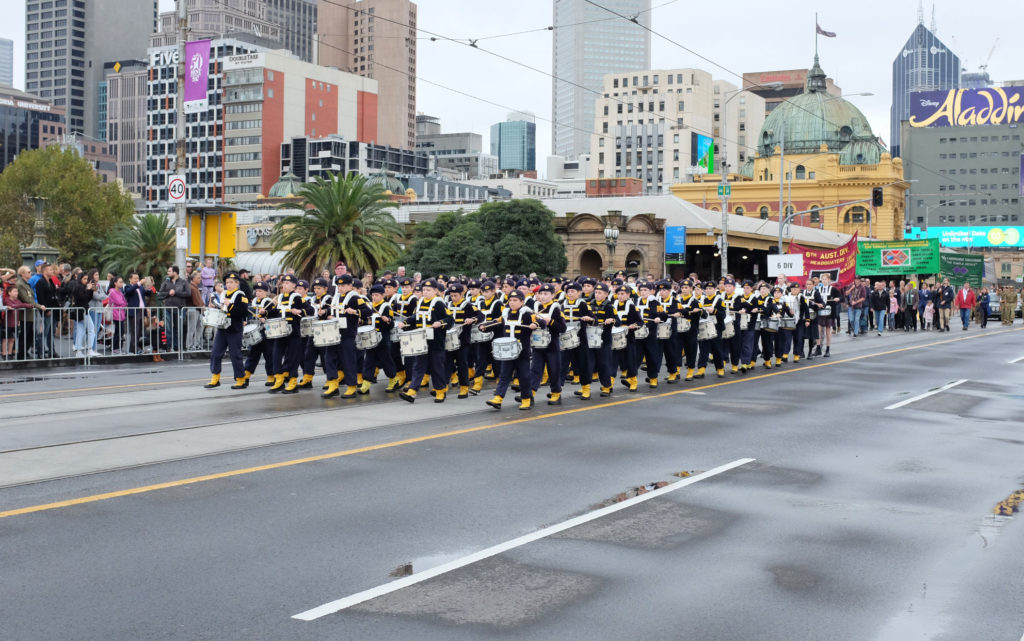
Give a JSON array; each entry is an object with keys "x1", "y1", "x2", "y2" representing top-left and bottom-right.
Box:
[{"x1": 583, "y1": 0, "x2": 1022, "y2": 220}]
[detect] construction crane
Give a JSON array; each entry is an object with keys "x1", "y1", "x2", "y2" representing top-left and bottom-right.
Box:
[{"x1": 978, "y1": 37, "x2": 999, "y2": 72}]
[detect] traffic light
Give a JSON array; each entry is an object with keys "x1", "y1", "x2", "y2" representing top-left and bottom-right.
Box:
[{"x1": 871, "y1": 187, "x2": 883, "y2": 207}]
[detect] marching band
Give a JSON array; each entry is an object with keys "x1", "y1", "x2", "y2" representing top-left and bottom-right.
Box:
[{"x1": 204, "y1": 272, "x2": 837, "y2": 410}]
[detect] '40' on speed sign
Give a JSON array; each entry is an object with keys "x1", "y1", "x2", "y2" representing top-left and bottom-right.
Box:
[{"x1": 167, "y1": 176, "x2": 187, "y2": 202}]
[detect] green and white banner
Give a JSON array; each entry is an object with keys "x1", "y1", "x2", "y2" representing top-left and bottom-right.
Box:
[
  {"x1": 856, "y1": 239, "x2": 941, "y2": 276},
  {"x1": 939, "y1": 253, "x2": 984, "y2": 289}
]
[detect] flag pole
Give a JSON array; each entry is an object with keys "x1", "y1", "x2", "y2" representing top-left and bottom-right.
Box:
[{"x1": 815, "y1": 12, "x2": 819, "y2": 57}]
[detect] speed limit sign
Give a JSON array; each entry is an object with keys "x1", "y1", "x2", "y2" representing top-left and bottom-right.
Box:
[{"x1": 167, "y1": 175, "x2": 187, "y2": 202}]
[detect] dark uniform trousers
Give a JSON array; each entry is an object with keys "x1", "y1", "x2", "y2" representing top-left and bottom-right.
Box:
[
  {"x1": 408, "y1": 337, "x2": 447, "y2": 393},
  {"x1": 495, "y1": 345, "x2": 534, "y2": 400},
  {"x1": 658, "y1": 330, "x2": 679, "y2": 375},
  {"x1": 273, "y1": 331, "x2": 304, "y2": 378},
  {"x1": 363, "y1": 329, "x2": 397, "y2": 380},
  {"x1": 562, "y1": 329, "x2": 592, "y2": 382},
  {"x1": 640, "y1": 330, "x2": 662, "y2": 378},
  {"x1": 720, "y1": 325, "x2": 742, "y2": 367},
  {"x1": 244, "y1": 332, "x2": 274, "y2": 376},
  {"x1": 697, "y1": 335, "x2": 724, "y2": 370},
  {"x1": 530, "y1": 343, "x2": 562, "y2": 394},
  {"x1": 301, "y1": 335, "x2": 317, "y2": 377},
  {"x1": 336, "y1": 338, "x2": 358, "y2": 386},
  {"x1": 476, "y1": 339, "x2": 498, "y2": 379},
  {"x1": 740, "y1": 328, "x2": 759, "y2": 365},
  {"x1": 619, "y1": 335, "x2": 640, "y2": 378},
  {"x1": 759, "y1": 329, "x2": 776, "y2": 361},
  {"x1": 590, "y1": 329, "x2": 614, "y2": 388},
  {"x1": 446, "y1": 331, "x2": 472, "y2": 387},
  {"x1": 210, "y1": 328, "x2": 244, "y2": 378},
  {"x1": 679, "y1": 327, "x2": 699, "y2": 369},
  {"x1": 778, "y1": 327, "x2": 794, "y2": 358}
]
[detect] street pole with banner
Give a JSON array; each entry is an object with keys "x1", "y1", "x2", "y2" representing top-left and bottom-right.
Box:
[
  {"x1": 718, "y1": 183, "x2": 730, "y2": 278},
  {"x1": 174, "y1": 0, "x2": 187, "y2": 269}
]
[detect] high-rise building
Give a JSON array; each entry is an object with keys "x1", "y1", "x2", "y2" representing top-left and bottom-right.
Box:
[
  {"x1": 890, "y1": 10, "x2": 960, "y2": 157},
  {"x1": 590, "y1": 69, "x2": 765, "y2": 194},
  {"x1": 144, "y1": 41, "x2": 378, "y2": 205},
  {"x1": 742, "y1": 68, "x2": 841, "y2": 116},
  {"x1": 103, "y1": 59, "x2": 149, "y2": 197},
  {"x1": 150, "y1": 0, "x2": 283, "y2": 50},
  {"x1": 415, "y1": 114, "x2": 498, "y2": 180},
  {"x1": 552, "y1": 0, "x2": 651, "y2": 159},
  {"x1": 318, "y1": 0, "x2": 418, "y2": 149},
  {"x1": 0, "y1": 86, "x2": 65, "y2": 172},
  {"x1": 24, "y1": 0, "x2": 157, "y2": 139},
  {"x1": 0, "y1": 38, "x2": 13, "y2": 87},
  {"x1": 491, "y1": 112, "x2": 537, "y2": 173},
  {"x1": 265, "y1": 0, "x2": 318, "y2": 63}
]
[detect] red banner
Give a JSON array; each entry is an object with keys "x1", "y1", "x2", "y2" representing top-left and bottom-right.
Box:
[{"x1": 788, "y1": 232, "x2": 859, "y2": 287}]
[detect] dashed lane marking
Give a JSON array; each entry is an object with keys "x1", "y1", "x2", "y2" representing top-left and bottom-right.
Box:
[{"x1": 0, "y1": 327, "x2": 1019, "y2": 520}]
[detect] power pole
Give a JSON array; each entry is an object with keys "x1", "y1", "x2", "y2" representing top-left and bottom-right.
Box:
[{"x1": 174, "y1": 0, "x2": 188, "y2": 269}]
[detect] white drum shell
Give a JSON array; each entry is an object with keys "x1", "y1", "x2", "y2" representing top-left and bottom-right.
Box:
[
  {"x1": 264, "y1": 317, "x2": 292, "y2": 339},
  {"x1": 400, "y1": 329, "x2": 430, "y2": 357},
  {"x1": 241, "y1": 323, "x2": 263, "y2": 348},
  {"x1": 491, "y1": 337, "x2": 522, "y2": 361},
  {"x1": 313, "y1": 319, "x2": 342, "y2": 347},
  {"x1": 610, "y1": 326, "x2": 628, "y2": 350},
  {"x1": 676, "y1": 317, "x2": 692, "y2": 333},
  {"x1": 634, "y1": 325, "x2": 649, "y2": 340},
  {"x1": 585, "y1": 325, "x2": 603, "y2": 348},
  {"x1": 697, "y1": 318, "x2": 718, "y2": 341},
  {"x1": 202, "y1": 307, "x2": 229, "y2": 329},
  {"x1": 530, "y1": 329, "x2": 551, "y2": 349},
  {"x1": 470, "y1": 325, "x2": 494, "y2": 344},
  {"x1": 355, "y1": 325, "x2": 382, "y2": 350},
  {"x1": 444, "y1": 327, "x2": 461, "y2": 352},
  {"x1": 300, "y1": 316, "x2": 314, "y2": 338},
  {"x1": 656, "y1": 323, "x2": 672, "y2": 339}
]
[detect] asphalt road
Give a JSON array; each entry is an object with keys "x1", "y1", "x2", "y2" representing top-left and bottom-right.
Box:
[{"x1": 1, "y1": 324, "x2": 1023, "y2": 640}]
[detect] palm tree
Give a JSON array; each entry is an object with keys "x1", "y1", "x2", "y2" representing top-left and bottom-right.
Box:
[
  {"x1": 272, "y1": 172, "x2": 404, "y2": 278},
  {"x1": 100, "y1": 213, "x2": 175, "y2": 283}
]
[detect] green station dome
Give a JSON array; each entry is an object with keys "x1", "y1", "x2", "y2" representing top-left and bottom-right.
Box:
[
  {"x1": 267, "y1": 172, "x2": 303, "y2": 198},
  {"x1": 757, "y1": 56, "x2": 886, "y2": 165}
]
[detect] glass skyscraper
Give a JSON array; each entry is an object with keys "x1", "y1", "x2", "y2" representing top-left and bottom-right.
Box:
[
  {"x1": 552, "y1": 0, "x2": 650, "y2": 159},
  {"x1": 491, "y1": 113, "x2": 537, "y2": 172},
  {"x1": 890, "y1": 21, "x2": 960, "y2": 158}
]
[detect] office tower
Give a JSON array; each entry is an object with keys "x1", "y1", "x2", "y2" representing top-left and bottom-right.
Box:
[
  {"x1": 24, "y1": 0, "x2": 156, "y2": 138},
  {"x1": 318, "y1": 0, "x2": 418, "y2": 149},
  {"x1": 103, "y1": 59, "x2": 148, "y2": 197},
  {"x1": 0, "y1": 87, "x2": 64, "y2": 172},
  {"x1": 265, "y1": 0, "x2": 318, "y2": 63},
  {"x1": 0, "y1": 38, "x2": 13, "y2": 86},
  {"x1": 552, "y1": 0, "x2": 651, "y2": 159},
  {"x1": 416, "y1": 114, "x2": 498, "y2": 179},
  {"x1": 890, "y1": 9, "x2": 960, "y2": 157},
  {"x1": 150, "y1": 0, "x2": 282, "y2": 50},
  {"x1": 491, "y1": 111, "x2": 537, "y2": 173}
]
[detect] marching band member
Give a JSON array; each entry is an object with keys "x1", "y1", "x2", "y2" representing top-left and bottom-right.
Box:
[
  {"x1": 816, "y1": 273, "x2": 839, "y2": 358},
  {"x1": 204, "y1": 272, "x2": 250, "y2": 390},
  {"x1": 295, "y1": 279, "x2": 317, "y2": 389},
  {"x1": 398, "y1": 279, "x2": 453, "y2": 403},
  {"x1": 736, "y1": 280, "x2": 758, "y2": 374},
  {"x1": 473, "y1": 281, "x2": 503, "y2": 393},
  {"x1": 359, "y1": 283, "x2": 399, "y2": 394},
  {"x1": 446, "y1": 282, "x2": 482, "y2": 399},
  {"x1": 267, "y1": 274, "x2": 308, "y2": 394},
  {"x1": 778, "y1": 282, "x2": 801, "y2": 364},
  {"x1": 655, "y1": 280, "x2": 682, "y2": 383},
  {"x1": 582, "y1": 282, "x2": 618, "y2": 397},
  {"x1": 797, "y1": 279, "x2": 822, "y2": 361},
  {"x1": 560, "y1": 282, "x2": 594, "y2": 399},
  {"x1": 766, "y1": 285, "x2": 793, "y2": 367},
  {"x1": 696, "y1": 281, "x2": 726, "y2": 379},
  {"x1": 243, "y1": 281, "x2": 275, "y2": 386},
  {"x1": 718, "y1": 278, "x2": 743, "y2": 375},
  {"x1": 527, "y1": 283, "x2": 566, "y2": 404},
  {"x1": 752, "y1": 283, "x2": 774, "y2": 369},
  {"x1": 328, "y1": 274, "x2": 372, "y2": 399},
  {"x1": 388, "y1": 276, "x2": 418, "y2": 392},
  {"x1": 677, "y1": 280, "x2": 702, "y2": 381},
  {"x1": 484, "y1": 290, "x2": 539, "y2": 410},
  {"x1": 612, "y1": 284, "x2": 642, "y2": 391},
  {"x1": 634, "y1": 281, "x2": 666, "y2": 388}
]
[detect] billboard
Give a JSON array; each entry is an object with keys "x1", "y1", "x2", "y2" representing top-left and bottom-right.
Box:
[
  {"x1": 856, "y1": 239, "x2": 940, "y2": 275},
  {"x1": 788, "y1": 232, "x2": 858, "y2": 287},
  {"x1": 909, "y1": 86, "x2": 1024, "y2": 128},
  {"x1": 665, "y1": 226, "x2": 686, "y2": 265},
  {"x1": 696, "y1": 134, "x2": 714, "y2": 173},
  {"x1": 905, "y1": 226, "x2": 1024, "y2": 248}
]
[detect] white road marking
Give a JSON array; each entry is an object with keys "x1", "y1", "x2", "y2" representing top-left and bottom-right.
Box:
[
  {"x1": 1007, "y1": 355, "x2": 1024, "y2": 364},
  {"x1": 292, "y1": 457, "x2": 756, "y2": 621},
  {"x1": 884, "y1": 379, "x2": 968, "y2": 410}
]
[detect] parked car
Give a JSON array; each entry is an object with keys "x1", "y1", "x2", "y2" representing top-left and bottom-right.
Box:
[{"x1": 986, "y1": 293, "x2": 1023, "y2": 319}]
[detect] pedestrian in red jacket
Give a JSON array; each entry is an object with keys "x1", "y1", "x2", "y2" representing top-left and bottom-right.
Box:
[{"x1": 956, "y1": 283, "x2": 976, "y2": 331}]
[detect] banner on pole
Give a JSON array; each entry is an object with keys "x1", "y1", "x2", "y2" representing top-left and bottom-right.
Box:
[
  {"x1": 939, "y1": 253, "x2": 984, "y2": 289},
  {"x1": 788, "y1": 232, "x2": 858, "y2": 287},
  {"x1": 856, "y1": 239, "x2": 940, "y2": 275},
  {"x1": 183, "y1": 40, "x2": 211, "y2": 114}
]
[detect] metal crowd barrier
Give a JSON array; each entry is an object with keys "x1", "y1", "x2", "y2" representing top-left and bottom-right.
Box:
[{"x1": 0, "y1": 306, "x2": 215, "y2": 367}]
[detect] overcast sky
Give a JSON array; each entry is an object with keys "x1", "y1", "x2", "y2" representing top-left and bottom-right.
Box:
[{"x1": 4, "y1": 0, "x2": 1023, "y2": 174}]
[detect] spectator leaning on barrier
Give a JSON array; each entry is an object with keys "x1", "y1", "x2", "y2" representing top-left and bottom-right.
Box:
[
  {"x1": 106, "y1": 276, "x2": 127, "y2": 353},
  {"x1": 157, "y1": 265, "x2": 191, "y2": 351},
  {"x1": 32, "y1": 262, "x2": 60, "y2": 358},
  {"x1": 3, "y1": 277, "x2": 35, "y2": 359},
  {"x1": 955, "y1": 282, "x2": 976, "y2": 331},
  {"x1": 15, "y1": 266, "x2": 44, "y2": 359},
  {"x1": 123, "y1": 272, "x2": 150, "y2": 355}
]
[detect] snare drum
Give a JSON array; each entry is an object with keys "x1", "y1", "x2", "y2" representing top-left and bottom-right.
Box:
[
  {"x1": 355, "y1": 325, "x2": 382, "y2": 350},
  {"x1": 781, "y1": 315, "x2": 797, "y2": 330},
  {"x1": 656, "y1": 322, "x2": 672, "y2": 339},
  {"x1": 444, "y1": 327, "x2": 461, "y2": 352},
  {"x1": 299, "y1": 316, "x2": 314, "y2": 338},
  {"x1": 610, "y1": 326, "x2": 628, "y2": 350},
  {"x1": 807, "y1": 308, "x2": 817, "y2": 320},
  {"x1": 391, "y1": 316, "x2": 406, "y2": 343},
  {"x1": 202, "y1": 307, "x2": 229, "y2": 329},
  {"x1": 697, "y1": 318, "x2": 718, "y2": 341},
  {"x1": 740, "y1": 315, "x2": 750, "y2": 331},
  {"x1": 470, "y1": 325, "x2": 494, "y2": 344},
  {"x1": 264, "y1": 317, "x2": 292, "y2": 339},
  {"x1": 559, "y1": 326, "x2": 580, "y2": 350},
  {"x1": 765, "y1": 317, "x2": 781, "y2": 332},
  {"x1": 399, "y1": 328, "x2": 430, "y2": 357},
  {"x1": 721, "y1": 323, "x2": 736, "y2": 340},
  {"x1": 676, "y1": 317, "x2": 692, "y2": 333},
  {"x1": 817, "y1": 305, "x2": 831, "y2": 317},
  {"x1": 491, "y1": 337, "x2": 522, "y2": 361},
  {"x1": 241, "y1": 323, "x2": 263, "y2": 349},
  {"x1": 530, "y1": 329, "x2": 551, "y2": 349},
  {"x1": 633, "y1": 325, "x2": 649, "y2": 340},
  {"x1": 313, "y1": 319, "x2": 342, "y2": 347},
  {"x1": 586, "y1": 325, "x2": 603, "y2": 348}
]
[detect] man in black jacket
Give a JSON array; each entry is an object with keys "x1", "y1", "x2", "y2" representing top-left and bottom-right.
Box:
[
  {"x1": 869, "y1": 280, "x2": 889, "y2": 336},
  {"x1": 33, "y1": 264, "x2": 60, "y2": 358},
  {"x1": 157, "y1": 265, "x2": 191, "y2": 351}
]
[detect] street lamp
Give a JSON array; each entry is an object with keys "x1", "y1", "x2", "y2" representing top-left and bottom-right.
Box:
[
  {"x1": 604, "y1": 223, "x2": 619, "y2": 271},
  {"x1": 719, "y1": 81, "x2": 783, "y2": 278}
]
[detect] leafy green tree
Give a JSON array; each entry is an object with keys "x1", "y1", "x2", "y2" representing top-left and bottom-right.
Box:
[
  {"x1": 100, "y1": 213, "x2": 176, "y2": 283},
  {"x1": 400, "y1": 210, "x2": 494, "y2": 275},
  {"x1": 0, "y1": 146, "x2": 135, "y2": 266},
  {"x1": 272, "y1": 172, "x2": 404, "y2": 278}
]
